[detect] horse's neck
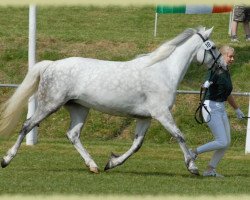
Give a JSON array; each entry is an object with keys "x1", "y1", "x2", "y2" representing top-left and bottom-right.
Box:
[{"x1": 160, "y1": 37, "x2": 200, "y2": 88}]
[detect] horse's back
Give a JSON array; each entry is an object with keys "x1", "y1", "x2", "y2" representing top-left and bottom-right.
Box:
[{"x1": 38, "y1": 57, "x2": 152, "y2": 117}]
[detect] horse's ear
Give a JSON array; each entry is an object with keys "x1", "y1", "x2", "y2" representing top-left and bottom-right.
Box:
[{"x1": 204, "y1": 27, "x2": 214, "y2": 38}]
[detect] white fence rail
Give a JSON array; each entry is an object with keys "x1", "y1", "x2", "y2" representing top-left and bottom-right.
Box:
[
  {"x1": 0, "y1": 84, "x2": 19, "y2": 88},
  {"x1": 177, "y1": 90, "x2": 250, "y2": 97}
]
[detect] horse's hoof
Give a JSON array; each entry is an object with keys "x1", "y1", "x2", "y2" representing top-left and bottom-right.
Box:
[
  {"x1": 1, "y1": 159, "x2": 8, "y2": 168},
  {"x1": 104, "y1": 162, "x2": 111, "y2": 171},
  {"x1": 186, "y1": 158, "x2": 199, "y2": 176},
  {"x1": 89, "y1": 167, "x2": 99, "y2": 174},
  {"x1": 188, "y1": 164, "x2": 199, "y2": 176},
  {"x1": 104, "y1": 152, "x2": 119, "y2": 171},
  {"x1": 190, "y1": 168, "x2": 199, "y2": 176}
]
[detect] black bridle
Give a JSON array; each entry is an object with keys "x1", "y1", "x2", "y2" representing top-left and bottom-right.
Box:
[
  {"x1": 194, "y1": 33, "x2": 222, "y2": 124},
  {"x1": 196, "y1": 32, "x2": 222, "y2": 69}
]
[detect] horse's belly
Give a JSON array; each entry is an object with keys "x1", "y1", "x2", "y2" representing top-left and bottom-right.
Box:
[{"x1": 74, "y1": 93, "x2": 151, "y2": 118}]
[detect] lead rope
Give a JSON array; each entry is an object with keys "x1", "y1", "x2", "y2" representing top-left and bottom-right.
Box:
[
  {"x1": 194, "y1": 66, "x2": 219, "y2": 124},
  {"x1": 194, "y1": 87, "x2": 211, "y2": 124}
]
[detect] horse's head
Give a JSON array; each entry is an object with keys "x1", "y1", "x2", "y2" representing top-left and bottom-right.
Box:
[{"x1": 195, "y1": 27, "x2": 227, "y2": 69}]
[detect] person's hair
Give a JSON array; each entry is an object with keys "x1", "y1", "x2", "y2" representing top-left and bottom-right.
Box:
[{"x1": 219, "y1": 45, "x2": 235, "y2": 55}]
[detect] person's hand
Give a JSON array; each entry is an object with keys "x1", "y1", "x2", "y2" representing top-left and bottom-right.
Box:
[
  {"x1": 202, "y1": 81, "x2": 213, "y2": 89},
  {"x1": 235, "y1": 108, "x2": 245, "y2": 120}
]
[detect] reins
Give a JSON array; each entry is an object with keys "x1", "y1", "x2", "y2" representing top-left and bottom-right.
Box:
[
  {"x1": 194, "y1": 33, "x2": 222, "y2": 124},
  {"x1": 194, "y1": 87, "x2": 211, "y2": 124}
]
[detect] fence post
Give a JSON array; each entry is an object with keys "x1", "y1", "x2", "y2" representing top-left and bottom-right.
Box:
[
  {"x1": 26, "y1": 4, "x2": 38, "y2": 145},
  {"x1": 245, "y1": 97, "x2": 250, "y2": 154},
  {"x1": 154, "y1": 12, "x2": 158, "y2": 37},
  {"x1": 228, "y1": 11, "x2": 233, "y2": 35}
]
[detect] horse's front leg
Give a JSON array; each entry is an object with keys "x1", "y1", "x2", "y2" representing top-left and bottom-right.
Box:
[
  {"x1": 153, "y1": 109, "x2": 199, "y2": 175},
  {"x1": 104, "y1": 118, "x2": 151, "y2": 171}
]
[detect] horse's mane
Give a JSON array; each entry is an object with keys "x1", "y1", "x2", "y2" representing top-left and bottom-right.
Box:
[{"x1": 145, "y1": 27, "x2": 203, "y2": 67}]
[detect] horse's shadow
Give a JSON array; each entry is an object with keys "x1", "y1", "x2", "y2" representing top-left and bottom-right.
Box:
[{"x1": 41, "y1": 166, "x2": 199, "y2": 178}]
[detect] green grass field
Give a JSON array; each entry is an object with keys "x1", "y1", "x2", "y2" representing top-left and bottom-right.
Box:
[
  {"x1": 0, "y1": 5, "x2": 250, "y2": 197},
  {"x1": 1, "y1": 139, "x2": 250, "y2": 196}
]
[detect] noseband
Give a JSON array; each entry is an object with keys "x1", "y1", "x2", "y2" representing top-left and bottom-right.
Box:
[{"x1": 196, "y1": 33, "x2": 222, "y2": 69}]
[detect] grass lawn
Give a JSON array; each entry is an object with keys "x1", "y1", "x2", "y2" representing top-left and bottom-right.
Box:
[{"x1": 1, "y1": 139, "x2": 250, "y2": 196}]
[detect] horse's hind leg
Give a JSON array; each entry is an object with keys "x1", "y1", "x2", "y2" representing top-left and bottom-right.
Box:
[
  {"x1": 1, "y1": 102, "x2": 61, "y2": 168},
  {"x1": 104, "y1": 118, "x2": 151, "y2": 171},
  {"x1": 64, "y1": 103, "x2": 98, "y2": 173},
  {"x1": 153, "y1": 110, "x2": 199, "y2": 175}
]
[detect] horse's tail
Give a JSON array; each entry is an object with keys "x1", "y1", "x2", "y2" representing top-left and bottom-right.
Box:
[{"x1": 0, "y1": 60, "x2": 52, "y2": 136}]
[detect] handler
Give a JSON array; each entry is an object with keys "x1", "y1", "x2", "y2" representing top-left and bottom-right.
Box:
[{"x1": 190, "y1": 45, "x2": 245, "y2": 177}]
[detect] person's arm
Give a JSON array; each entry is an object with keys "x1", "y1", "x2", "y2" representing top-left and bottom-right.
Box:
[
  {"x1": 227, "y1": 94, "x2": 245, "y2": 119},
  {"x1": 227, "y1": 94, "x2": 238, "y2": 109}
]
